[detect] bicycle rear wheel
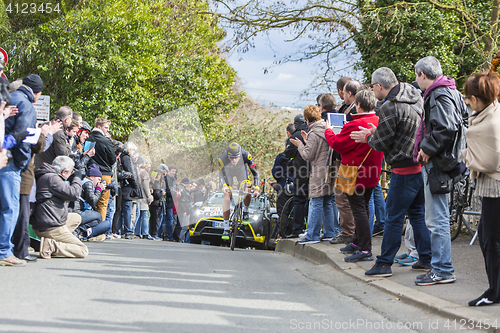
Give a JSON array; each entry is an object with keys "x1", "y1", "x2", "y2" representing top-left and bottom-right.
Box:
[{"x1": 280, "y1": 197, "x2": 294, "y2": 238}]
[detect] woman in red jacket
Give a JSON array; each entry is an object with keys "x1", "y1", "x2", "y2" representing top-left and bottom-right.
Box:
[{"x1": 325, "y1": 89, "x2": 383, "y2": 262}]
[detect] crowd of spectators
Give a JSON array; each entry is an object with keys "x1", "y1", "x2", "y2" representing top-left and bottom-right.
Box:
[
  {"x1": 2, "y1": 55, "x2": 500, "y2": 308},
  {"x1": 271, "y1": 56, "x2": 498, "y2": 296},
  {"x1": 0, "y1": 72, "x2": 212, "y2": 266}
]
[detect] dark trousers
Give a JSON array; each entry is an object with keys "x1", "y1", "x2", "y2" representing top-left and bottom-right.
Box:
[
  {"x1": 479, "y1": 197, "x2": 500, "y2": 302},
  {"x1": 376, "y1": 172, "x2": 431, "y2": 266},
  {"x1": 173, "y1": 213, "x2": 181, "y2": 241},
  {"x1": 112, "y1": 188, "x2": 122, "y2": 234},
  {"x1": 149, "y1": 206, "x2": 162, "y2": 237},
  {"x1": 292, "y1": 189, "x2": 308, "y2": 235},
  {"x1": 13, "y1": 194, "x2": 31, "y2": 258},
  {"x1": 347, "y1": 187, "x2": 374, "y2": 251}
]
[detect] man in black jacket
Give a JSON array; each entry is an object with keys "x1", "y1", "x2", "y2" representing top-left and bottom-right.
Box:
[
  {"x1": 88, "y1": 118, "x2": 116, "y2": 221},
  {"x1": 283, "y1": 114, "x2": 309, "y2": 238},
  {"x1": 157, "y1": 164, "x2": 175, "y2": 241},
  {"x1": 32, "y1": 156, "x2": 88, "y2": 259},
  {"x1": 412, "y1": 56, "x2": 467, "y2": 286}
]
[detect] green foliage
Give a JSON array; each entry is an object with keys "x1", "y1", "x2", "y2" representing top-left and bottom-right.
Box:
[
  {"x1": 0, "y1": 0, "x2": 243, "y2": 140},
  {"x1": 355, "y1": 0, "x2": 496, "y2": 87}
]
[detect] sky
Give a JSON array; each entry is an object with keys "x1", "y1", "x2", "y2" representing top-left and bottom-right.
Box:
[{"x1": 223, "y1": 29, "x2": 362, "y2": 109}]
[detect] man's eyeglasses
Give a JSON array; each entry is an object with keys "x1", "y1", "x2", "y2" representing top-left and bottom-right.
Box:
[{"x1": 369, "y1": 82, "x2": 380, "y2": 88}]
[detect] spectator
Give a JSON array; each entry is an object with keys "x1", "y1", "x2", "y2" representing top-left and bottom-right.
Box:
[
  {"x1": 272, "y1": 124, "x2": 294, "y2": 217},
  {"x1": 134, "y1": 159, "x2": 154, "y2": 239},
  {"x1": 177, "y1": 177, "x2": 193, "y2": 243},
  {"x1": 13, "y1": 122, "x2": 60, "y2": 263},
  {"x1": 336, "y1": 77, "x2": 352, "y2": 113},
  {"x1": 88, "y1": 118, "x2": 116, "y2": 220},
  {"x1": 326, "y1": 89, "x2": 384, "y2": 262},
  {"x1": 193, "y1": 179, "x2": 207, "y2": 204},
  {"x1": 150, "y1": 169, "x2": 165, "y2": 239},
  {"x1": 462, "y1": 71, "x2": 500, "y2": 306},
  {"x1": 290, "y1": 105, "x2": 336, "y2": 244},
  {"x1": 350, "y1": 67, "x2": 431, "y2": 277},
  {"x1": 34, "y1": 106, "x2": 73, "y2": 169},
  {"x1": 157, "y1": 164, "x2": 175, "y2": 241},
  {"x1": 75, "y1": 121, "x2": 91, "y2": 152},
  {"x1": 342, "y1": 80, "x2": 361, "y2": 121},
  {"x1": 112, "y1": 144, "x2": 128, "y2": 237},
  {"x1": 283, "y1": 114, "x2": 309, "y2": 238},
  {"x1": 73, "y1": 164, "x2": 111, "y2": 241},
  {"x1": 318, "y1": 93, "x2": 338, "y2": 121},
  {"x1": 0, "y1": 74, "x2": 42, "y2": 266},
  {"x1": 413, "y1": 56, "x2": 467, "y2": 285},
  {"x1": 31, "y1": 156, "x2": 88, "y2": 259},
  {"x1": 66, "y1": 119, "x2": 80, "y2": 153},
  {"x1": 167, "y1": 166, "x2": 180, "y2": 241},
  {"x1": 72, "y1": 112, "x2": 83, "y2": 128},
  {"x1": 119, "y1": 142, "x2": 142, "y2": 238}
]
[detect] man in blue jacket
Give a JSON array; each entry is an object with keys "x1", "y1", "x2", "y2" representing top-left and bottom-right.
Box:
[{"x1": 0, "y1": 74, "x2": 42, "y2": 266}]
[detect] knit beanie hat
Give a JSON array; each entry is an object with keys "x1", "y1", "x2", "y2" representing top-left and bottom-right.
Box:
[
  {"x1": 181, "y1": 177, "x2": 190, "y2": 184},
  {"x1": 87, "y1": 164, "x2": 102, "y2": 178},
  {"x1": 22, "y1": 74, "x2": 43, "y2": 93}
]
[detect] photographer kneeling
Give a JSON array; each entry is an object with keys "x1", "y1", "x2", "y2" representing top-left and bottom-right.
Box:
[{"x1": 31, "y1": 156, "x2": 88, "y2": 259}]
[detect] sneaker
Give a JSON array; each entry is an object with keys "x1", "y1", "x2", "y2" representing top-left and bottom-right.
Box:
[
  {"x1": 320, "y1": 235, "x2": 333, "y2": 242},
  {"x1": 345, "y1": 250, "x2": 373, "y2": 262},
  {"x1": 105, "y1": 235, "x2": 113, "y2": 240},
  {"x1": 299, "y1": 231, "x2": 308, "y2": 238},
  {"x1": 394, "y1": 253, "x2": 409, "y2": 262},
  {"x1": 241, "y1": 212, "x2": 249, "y2": 225},
  {"x1": 285, "y1": 233, "x2": 301, "y2": 239},
  {"x1": 365, "y1": 263, "x2": 392, "y2": 277},
  {"x1": 468, "y1": 294, "x2": 498, "y2": 306},
  {"x1": 330, "y1": 235, "x2": 353, "y2": 244},
  {"x1": 298, "y1": 237, "x2": 320, "y2": 245},
  {"x1": 87, "y1": 234, "x2": 106, "y2": 242},
  {"x1": 396, "y1": 256, "x2": 418, "y2": 266},
  {"x1": 221, "y1": 230, "x2": 230, "y2": 240},
  {"x1": 415, "y1": 270, "x2": 456, "y2": 286},
  {"x1": 412, "y1": 260, "x2": 432, "y2": 271},
  {"x1": 340, "y1": 242, "x2": 358, "y2": 254},
  {"x1": 0, "y1": 255, "x2": 27, "y2": 266},
  {"x1": 112, "y1": 234, "x2": 121, "y2": 239}
]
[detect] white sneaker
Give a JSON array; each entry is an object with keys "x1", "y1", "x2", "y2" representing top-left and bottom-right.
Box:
[
  {"x1": 299, "y1": 231, "x2": 307, "y2": 238},
  {"x1": 112, "y1": 234, "x2": 121, "y2": 239}
]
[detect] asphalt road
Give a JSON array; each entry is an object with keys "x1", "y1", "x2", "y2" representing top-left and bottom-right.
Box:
[{"x1": 0, "y1": 240, "x2": 479, "y2": 332}]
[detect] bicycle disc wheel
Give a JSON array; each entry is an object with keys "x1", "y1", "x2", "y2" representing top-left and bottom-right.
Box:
[
  {"x1": 230, "y1": 223, "x2": 237, "y2": 251},
  {"x1": 280, "y1": 197, "x2": 294, "y2": 238}
]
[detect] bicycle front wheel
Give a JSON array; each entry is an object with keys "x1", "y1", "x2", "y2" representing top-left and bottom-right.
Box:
[{"x1": 230, "y1": 224, "x2": 237, "y2": 251}]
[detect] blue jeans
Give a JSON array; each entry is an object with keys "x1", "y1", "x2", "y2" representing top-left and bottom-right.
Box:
[
  {"x1": 422, "y1": 163, "x2": 454, "y2": 278},
  {"x1": 331, "y1": 194, "x2": 341, "y2": 237},
  {"x1": 161, "y1": 208, "x2": 174, "y2": 240},
  {"x1": 134, "y1": 210, "x2": 150, "y2": 236},
  {"x1": 0, "y1": 163, "x2": 22, "y2": 259},
  {"x1": 120, "y1": 200, "x2": 133, "y2": 235},
  {"x1": 104, "y1": 196, "x2": 115, "y2": 235},
  {"x1": 306, "y1": 194, "x2": 336, "y2": 241},
  {"x1": 369, "y1": 183, "x2": 386, "y2": 232},
  {"x1": 376, "y1": 172, "x2": 431, "y2": 266}
]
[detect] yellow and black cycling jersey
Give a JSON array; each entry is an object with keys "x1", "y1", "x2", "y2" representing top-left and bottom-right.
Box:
[{"x1": 218, "y1": 148, "x2": 260, "y2": 188}]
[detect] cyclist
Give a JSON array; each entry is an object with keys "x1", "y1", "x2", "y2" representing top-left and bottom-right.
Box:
[{"x1": 218, "y1": 142, "x2": 260, "y2": 240}]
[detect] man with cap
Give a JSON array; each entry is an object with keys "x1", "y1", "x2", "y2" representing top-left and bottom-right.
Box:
[
  {"x1": 218, "y1": 142, "x2": 260, "y2": 240},
  {"x1": 177, "y1": 177, "x2": 194, "y2": 243},
  {"x1": 282, "y1": 114, "x2": 309, "y2": 238},
  {"x1": 0, "y1": 74, "x2": 42, "y2": 266},
  {"x1": 193, "y1": 179, "x2": 207, "y2": 204}
]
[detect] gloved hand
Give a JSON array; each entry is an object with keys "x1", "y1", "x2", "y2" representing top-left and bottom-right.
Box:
[
  {"x1": 73, "y1": 169, "x2": 83, "y2": 180},
  {"x1": 12, "y1": 130, "x2": 34, "y2": 144},
  {"x1": 105, "y1": 183, "x2": 114, "y2": 191}
]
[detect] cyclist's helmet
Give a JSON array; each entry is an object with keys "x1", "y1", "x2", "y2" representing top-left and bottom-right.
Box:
[{"x1": 226, "y1": 142, "x2": 242, "y2": 158}]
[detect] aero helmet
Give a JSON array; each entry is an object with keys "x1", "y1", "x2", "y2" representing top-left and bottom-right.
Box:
[{"x1": 226, "y1": 142, "x2": 242, "y2": 158}]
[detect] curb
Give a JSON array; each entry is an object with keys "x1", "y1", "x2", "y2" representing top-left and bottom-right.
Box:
[{"x1": 276, "y1": 239, "x2": 500, "y2": 332}]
